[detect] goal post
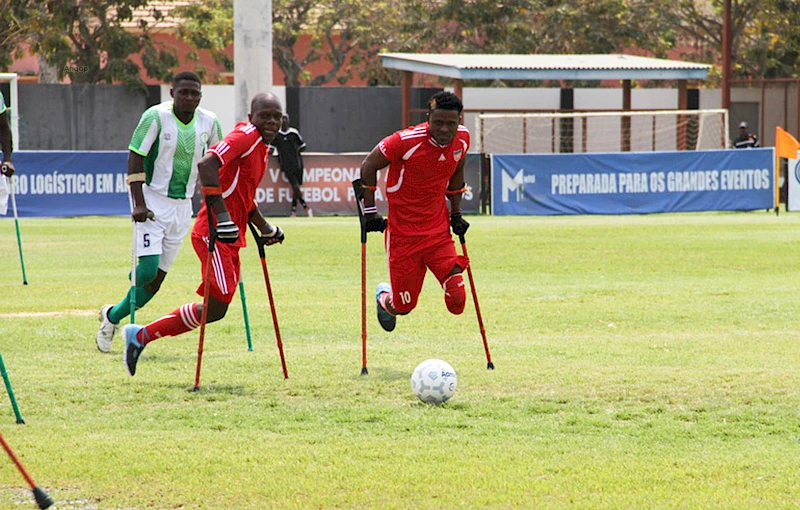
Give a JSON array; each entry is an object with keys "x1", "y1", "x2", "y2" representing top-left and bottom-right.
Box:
[
  {"x1": 476, "y1": 108, "x2": 730, "y2": 155},
  {"x1": 0, "y1": 73, "x2": 19, "y2": 151}
]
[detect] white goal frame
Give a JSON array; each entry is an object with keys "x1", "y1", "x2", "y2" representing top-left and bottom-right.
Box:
[
  {"x1": 476, "y1": 108, "x2": 730, "y2": 154},
  {"x1": 0, "y1": 73, "x2": 19, "y2": 151}
]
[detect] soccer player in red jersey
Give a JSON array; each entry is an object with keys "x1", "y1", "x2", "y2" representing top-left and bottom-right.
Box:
[
  {"x1": 358, "y1": 91, "x2": 471, "y2": 332},
  {"x1": 122, "y1": 92, "x2": 286, "y2": 376}
]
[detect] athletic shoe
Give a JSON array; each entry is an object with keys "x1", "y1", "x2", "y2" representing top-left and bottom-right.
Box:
[
  {"x1": 122, "y1": 324, "x2": 146, "y2": 376},
  {"x1": 306, "y1": 208, "x2": 313, "y2": 218},
  {"x1": 96, "y1": 304, "x2": 119, "y2": 353},
  {"x1": 375, "y1": 282, "x2": 396, "y2": 332}
]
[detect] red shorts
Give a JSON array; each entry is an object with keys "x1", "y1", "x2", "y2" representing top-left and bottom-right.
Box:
[
  {"x1": 192, "y1": 235, "x2": 241, "y2": 304},
  {"x1": 385, "y1": 229, "x2": 469, "y2": 314}
]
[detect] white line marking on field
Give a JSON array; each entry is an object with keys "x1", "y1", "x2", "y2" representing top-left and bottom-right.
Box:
[{"x1": 0, "y1": 310, "x2": 96, "y2": 318}]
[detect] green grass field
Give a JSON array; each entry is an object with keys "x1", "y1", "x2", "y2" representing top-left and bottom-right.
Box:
[{"x1": 2, "y1": 212, "x2": 800, "y2": 509}]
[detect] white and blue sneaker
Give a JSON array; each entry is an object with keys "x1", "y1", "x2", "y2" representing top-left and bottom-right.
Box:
[
  {"x1": 96, "y1": 304, "x2": 119, "y2": 353},
  {"x1": 375, "y1": 282, "x2": 396, "y2": 332},
  {"x1": 122, "y1": 324, "x2": 146, "y2": 376}
]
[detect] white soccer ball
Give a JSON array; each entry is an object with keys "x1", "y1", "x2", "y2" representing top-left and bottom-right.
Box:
[{"x1": 410, "y1": 359, "x2": 457, "y2": 405}]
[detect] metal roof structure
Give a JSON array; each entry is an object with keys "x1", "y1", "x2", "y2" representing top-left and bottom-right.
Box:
[
  {"x1": 380, "y1": 53, "x2": 711, "y2": 81},
  {"x1": 380, "y1": 53, "x2": 712, "y2": 128}
]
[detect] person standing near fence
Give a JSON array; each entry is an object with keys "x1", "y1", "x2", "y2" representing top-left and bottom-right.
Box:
[
  {"x1": 94, "y1": 71, "x2": 223, "y2": 353},
  {"x1": 273, "y1": 113, "x2": 311, "y2": 217},
  {"x1": 0, "y1": 90, "x2": 16, "y2": 213},
  {"x1": 733, "y1": 121, "x2": 759, "y2": 149}
]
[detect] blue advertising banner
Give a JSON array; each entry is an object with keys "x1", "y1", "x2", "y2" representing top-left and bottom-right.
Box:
[
  {"x1": 4, "y1": 151, "x2": 484, "y2": 218},
  {"x1": 6, "y1": 151, "x2": 129, "y2": 217},
  {"x1": 492, "y1": 149, "x2": 775, "y2": 215}
]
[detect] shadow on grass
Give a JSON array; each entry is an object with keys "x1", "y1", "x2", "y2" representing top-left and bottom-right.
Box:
[
  {"x1": 359, "y1": 366, "x2": 409, "y2": 382},
  {"x1": 161, "y1": 382, "x2": 249, "y2": 396},
  {"x1": 135, "y1": 353, "x2": 187, "y2": 365}
]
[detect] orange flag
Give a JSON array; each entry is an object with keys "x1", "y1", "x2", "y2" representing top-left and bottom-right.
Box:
[{"x1": 776, "y1": 126, "x2": 800, "y2": 159}]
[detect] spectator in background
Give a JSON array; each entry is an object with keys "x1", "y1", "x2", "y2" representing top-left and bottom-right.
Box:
[
  {"x1": 273, "y1": 113, "x2": 311, "y2": 217},
  {"x1": 733, "y1": 121, "x2": 759, "y2": 149}
]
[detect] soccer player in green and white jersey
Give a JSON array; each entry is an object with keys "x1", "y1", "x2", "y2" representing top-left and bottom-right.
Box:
[{"x1": 95, "y1": 71, "x2": 223, "y2": 353}]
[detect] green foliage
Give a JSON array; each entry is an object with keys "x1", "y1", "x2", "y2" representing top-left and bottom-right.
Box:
[
  {"x1": 173, "y1": 0, "x2": 234, "y2": 82},
  {"x1": 648, "y1": 0, "x2": 800, "y2": 81},
  {"x1": 3, "y1": 214, "x2": 800, "y2": 508},
  {"x1": 173, "y1": 0, "x2": 401, "y2": 87},
  {"x1": 7, "y1": 0, "x2": 178, "y2": 90},
  {"x1": 357, "y1": 0, "x2": 700, "y2": 86},
  {"x1": 0, "y1": 0, "x2": 30, "y2": 70},
  {"x1": 5, "y1": 0, "x2": 800, "y2": 88}
]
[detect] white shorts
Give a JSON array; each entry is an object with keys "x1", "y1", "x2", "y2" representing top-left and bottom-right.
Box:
[{"x1": 135, "y1": 186, "x2": 193, "y2": 272}]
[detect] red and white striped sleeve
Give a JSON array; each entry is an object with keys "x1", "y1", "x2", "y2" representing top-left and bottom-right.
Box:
[{"x1": 208, "y1": 122, "x2": 260, "y2": 167}]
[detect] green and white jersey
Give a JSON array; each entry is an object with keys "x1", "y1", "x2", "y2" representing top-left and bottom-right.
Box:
[
  {"x1": 0, "y1": 91, "x2": 7, "y2": 115},
  {"x1": 128, "y1": 101, "x2": 223, "y2": 199}
]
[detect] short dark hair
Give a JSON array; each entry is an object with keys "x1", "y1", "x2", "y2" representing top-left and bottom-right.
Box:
[
  {"x1": 173, "y1": 71, "x2": 201, "y2": 87},
  {"x1": 427, "y1": 91, "x2": 463, "y2": 114}
]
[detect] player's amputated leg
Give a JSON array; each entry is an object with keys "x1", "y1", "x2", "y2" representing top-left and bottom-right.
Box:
[{"x1": 442, "y1": 272, "x2": 467, "y2": 315}]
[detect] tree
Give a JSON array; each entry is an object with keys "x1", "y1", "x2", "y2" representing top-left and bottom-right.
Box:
[
  {"x1": 276, "y1": 0, "x2": 400, "y2": 86},
  {"x1": 0, "y1": 0, "x2": 32, "y2": 71},
  {"x1": 172, "y1": 0, "x2": 233, "y2": 82},
  {"x1": 361, "y1": 0, "x2": 682, "y2": 87},
  {"x1": 20, "y1": 1, "x2": 178, "y2": 89},
  {"x1": 174, "y1": 0, "x2": 404, "y2": 86},
  {"x1": 641, "y1": 0, "x2": 800, "y2": 81}
]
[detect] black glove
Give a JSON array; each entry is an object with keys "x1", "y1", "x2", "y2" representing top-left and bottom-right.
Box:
[
  {"x1": 259, "y1": 225, "x2": 284, "y2": 247},
  {"x1": 364, "y1": 212, "x2": 387, "y2": 233},
  {"x1": 450, "y1": 212, "x2": 469, "y2": 236},
  {"x1": 216, "y1": 212, "x2": 239, "y2": 244}
]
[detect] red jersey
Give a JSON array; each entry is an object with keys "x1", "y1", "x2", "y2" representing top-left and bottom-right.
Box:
[
  {"x1": 193, "y1": 122, "x2": 271, "y2": 248},
  {"x1": 379, "y1": 122, "x2": 470, "y2": 237}
]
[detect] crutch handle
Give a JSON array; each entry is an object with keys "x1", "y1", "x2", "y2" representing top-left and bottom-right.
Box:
[{"x1": 247, "y1": 222, "x2": 266, "y2": 258}]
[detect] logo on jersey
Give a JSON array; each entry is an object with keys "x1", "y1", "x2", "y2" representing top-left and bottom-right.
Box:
[
  {"x1": 453, "y1": 149, "x2": 463, "y2": 162},
  {"x1": 163, "y1": 133, "x2": 172, "y2": 141},
  {"x1": 200, "y1": 132, "x2": 209, "y2": 145}
]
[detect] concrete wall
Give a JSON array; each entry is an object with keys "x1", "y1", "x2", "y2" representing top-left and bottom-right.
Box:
[
  {"x1": 18, "y1": 84, "x2": 153, "y2": 150},
  {"x1": 287, "y1": 86, "x2": 441, "y2": 152}
]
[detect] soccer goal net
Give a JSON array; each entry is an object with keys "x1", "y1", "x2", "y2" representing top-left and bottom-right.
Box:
[{"x1": 476, "y1": 109, "x2": 729, "y2": 154}]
